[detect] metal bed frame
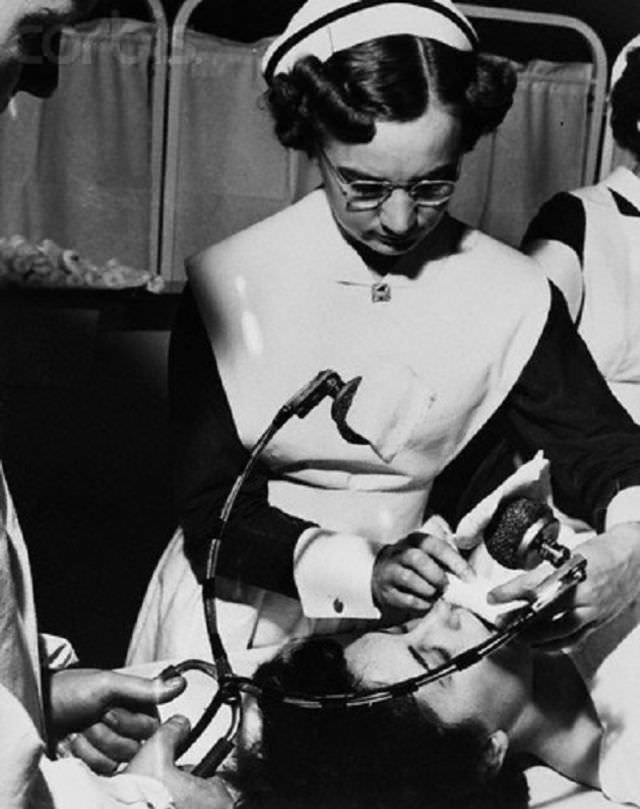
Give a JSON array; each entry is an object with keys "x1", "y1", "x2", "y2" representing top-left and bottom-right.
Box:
[{"x1": 139, "y1": 0, "x2": 169, "y2": 280}]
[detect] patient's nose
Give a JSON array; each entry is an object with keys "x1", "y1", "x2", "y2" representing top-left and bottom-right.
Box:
[{"x1": 407, "y1": 599, "x2": 461, "y2": 639}]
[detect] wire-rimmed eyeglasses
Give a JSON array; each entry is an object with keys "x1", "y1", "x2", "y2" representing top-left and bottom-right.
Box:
[{"x1": 317, "y1": 146, "x2": 458, "y2": 211}]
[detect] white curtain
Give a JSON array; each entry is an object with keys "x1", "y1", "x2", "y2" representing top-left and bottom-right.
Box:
[
  {"x1": 450, "y1": 59, "x2": 593, "y2": 246},
  {"x1": 0, "y1": 18, "x2": 156, "y2": 272},
  {"x1": 165, "y1": 32, "x2": 318, "y2": 277}
]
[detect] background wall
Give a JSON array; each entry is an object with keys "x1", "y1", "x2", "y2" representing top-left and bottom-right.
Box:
[{"x1": 0, "y1": 290, "x2": 180, "y2": 667}]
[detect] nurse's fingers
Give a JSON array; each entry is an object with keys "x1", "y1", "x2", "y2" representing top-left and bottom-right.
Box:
[
  {"x1": 385, "y1": 587, "x2": 434, "y2": 614},
  {"x1": 82, "y1": 721, "x2": 142, "y2": 763},
  {"x1": 487, "y1": 568, "x2": 549, "y2": 604},
  {"x1": 393, "y1": 553, "x2": 444, "y2": 599},
  {"x1": 69, "y1": 731, "x2": 120, "y2": 775},
  {"x1": 520, "y1": 609, "x2": 595, "y2": 652},
  {"x1": 102, "y1": 706, "x2": 159, "y2": 740},
  {"x1": 415, "y1": 534, "x2": 475, "y2": 582}
]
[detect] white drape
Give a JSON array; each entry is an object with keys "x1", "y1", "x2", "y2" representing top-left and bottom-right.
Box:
[{"x1": 0, "y1": 19, "x2": 155, "y2": 271}]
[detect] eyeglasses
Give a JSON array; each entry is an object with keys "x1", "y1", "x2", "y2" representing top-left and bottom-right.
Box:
[{"x1": 317, "y1": 146, "x2": 458, "y2": 212}]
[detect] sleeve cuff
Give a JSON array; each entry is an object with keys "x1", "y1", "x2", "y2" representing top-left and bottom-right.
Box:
[
  {"x1": 293, "y1": 527, "x2": 382, "y2": 619},
  {"x1": 40, "y1": 758, "x2": 175, "y2": 809},
  {"x1": 39, "y1": 633, "x2": 78, "y2": 671},
  {"x1": 605, "y1": 487, "x2": 640, "y2": 530}
]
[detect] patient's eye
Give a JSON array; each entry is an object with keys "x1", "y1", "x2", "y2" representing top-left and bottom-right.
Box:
[
  {"x1": 408, "y1": 645, "x2": 452, "y2": 674},
  {"x1": 409, "y1": 645, "x2": 431, "y2": 671}
]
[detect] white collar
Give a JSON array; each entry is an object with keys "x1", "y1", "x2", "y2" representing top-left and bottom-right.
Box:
[{"x1": 604, "y1": 166, "x2": 640, "y2": 211}]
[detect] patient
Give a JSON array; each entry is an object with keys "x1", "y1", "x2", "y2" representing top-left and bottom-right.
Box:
[{"x1": 227, "y1": 582, "x2": 640, "y2": 809}]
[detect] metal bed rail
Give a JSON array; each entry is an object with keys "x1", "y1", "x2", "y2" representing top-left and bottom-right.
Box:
[
  {"x1": 141, "y1": 0, "x2": 170, "y2": 279},
  {"x1": 159, "y1": 0, "x2": 205, "y2": 281},
  {"x1": 460, "y1": 5, "x2": 608, "y2": 186}
]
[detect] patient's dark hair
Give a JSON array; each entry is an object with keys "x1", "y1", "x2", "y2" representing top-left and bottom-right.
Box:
[
  {"x1": 228, "y1": 636, "x2": 529, "y2": 809},
  {"x1": 265, "y1": 36, "x2": 516, "y2": 155},
  {"x1": 611, "y1": 46, "x2": 640, "y2": 158}
]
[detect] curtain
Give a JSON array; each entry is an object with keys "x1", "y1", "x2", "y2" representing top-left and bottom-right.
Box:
[
  {"x1": 166, "y1": 32, "x2": 318, "y2": 278},
  {"x1": 0, "y1": 18, "x2": 156, "y2": 272},
  {"x1": 450, "y1": 59, "x2": 593, "y2": 246}
]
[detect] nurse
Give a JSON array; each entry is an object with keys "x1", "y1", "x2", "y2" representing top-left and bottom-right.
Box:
[
  {"x1": 522, "y1": 36, "x2": 640, "y2": 423},
  {"x1": 128, "y1": 0, "x2": 640, "y2": 665}
]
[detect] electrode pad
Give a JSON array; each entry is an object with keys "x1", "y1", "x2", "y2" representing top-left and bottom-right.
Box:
[{"x1": 444, "y1": 574, "x2": 527, "y2": 625}]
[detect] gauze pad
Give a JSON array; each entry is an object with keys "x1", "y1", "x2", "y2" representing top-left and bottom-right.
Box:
[{"x1": 444, "y1": 574, "x2": 527, "y2": 626}]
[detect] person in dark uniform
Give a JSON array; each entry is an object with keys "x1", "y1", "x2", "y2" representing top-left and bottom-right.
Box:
[{"x1": 522, "y1": 37, "x2": 640, "y2": 423}]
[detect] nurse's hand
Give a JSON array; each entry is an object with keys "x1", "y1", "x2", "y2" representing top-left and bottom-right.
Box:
[
  {"x1": 49, "y1": 668, "x2": 186, "y2": 774},
  {"x1": 372, "y1": 532, "x2": 474, "y2": 619},
  {"x1": 488, "y1": 522, "x2": 640, "y2": 651},
  {"x1": 127, "y1": 715, "x2": 233, "y2": 808}
]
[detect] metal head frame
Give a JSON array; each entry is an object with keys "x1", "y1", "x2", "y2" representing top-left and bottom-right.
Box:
[{"x1": 163, "y1": 370, "x2": 587, "y2": 777}]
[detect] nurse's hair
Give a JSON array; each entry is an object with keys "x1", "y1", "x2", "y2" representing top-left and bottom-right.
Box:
[
  {"x1": 228, "y1": 636, "x2": 529, "y2": 809},
  {"x1": 265, "y1": 36, "x2": 516, "y2": 155},
  {"x1": 610, "y1": 46, "x2": 640, "y2": 158}
]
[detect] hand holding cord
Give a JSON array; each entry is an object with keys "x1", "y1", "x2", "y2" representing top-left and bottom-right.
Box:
[{"x1": 158, "y1": 370, "x2": 587, "y2": 778}]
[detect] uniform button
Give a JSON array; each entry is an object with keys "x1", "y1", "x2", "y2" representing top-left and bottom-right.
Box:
[{"x1": 333, "y1": 598, "x2": 344, "y2": 614}]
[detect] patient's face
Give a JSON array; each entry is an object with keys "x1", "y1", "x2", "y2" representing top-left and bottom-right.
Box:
[
  {"x1": 0, "y1": 0, "x2": 90, "y2": 110},
  {"x1": 343, "y1": 599, "x2": 532, "y2": 732}
]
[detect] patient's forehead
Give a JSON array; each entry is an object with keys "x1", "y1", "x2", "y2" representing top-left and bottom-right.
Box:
[{"x1": 341, "y1": 629, "x2": 420, "y2": 686}]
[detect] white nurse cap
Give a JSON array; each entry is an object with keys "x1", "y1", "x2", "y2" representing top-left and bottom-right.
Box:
[
  {"x1": 611, "y1": 33, "x2": 640, "y2": 89},
  {"x1": 262, "y1": 0, "x2": 478, "y2": 83}
]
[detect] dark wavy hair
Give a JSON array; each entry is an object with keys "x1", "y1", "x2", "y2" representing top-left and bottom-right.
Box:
[
  {"x1": 610, "y1": 46, "x2": 640, "y2": 159},
  {"x1": 265, "y1": 35, "x2": 516, "y2": 155},
  {"x1": 227, "y1": 636, "x2": 530, "y2": 809}
]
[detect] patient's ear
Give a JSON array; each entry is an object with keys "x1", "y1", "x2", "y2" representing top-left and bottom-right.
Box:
[{"x1": 479, "y1": 730, "x2": 509, "y2": 779}]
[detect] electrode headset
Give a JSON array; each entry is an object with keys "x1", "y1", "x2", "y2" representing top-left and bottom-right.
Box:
[{"x1": 161, "y1": 370, "x2": 587, "y2": 777}]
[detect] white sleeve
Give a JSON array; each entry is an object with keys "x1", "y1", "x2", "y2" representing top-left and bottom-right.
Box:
[
  {"x1": 605, "y1": 487, "x2": 640, "y2": 530},
  {"x1": 39, "y1": 634, "x2": 78, "y2": 671},
  {"x1": 293, "y1": 527, "x2": 383, "y2": 619},
  {"x1": 0, "y1": 680, "x2": 175, "y2": 809},
  {"x1": 524, "y1": 238, "x2": 584, "y2": 322},
  {"x1": 40, "y1": 758, "x2": 175, "y2": 809}
]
